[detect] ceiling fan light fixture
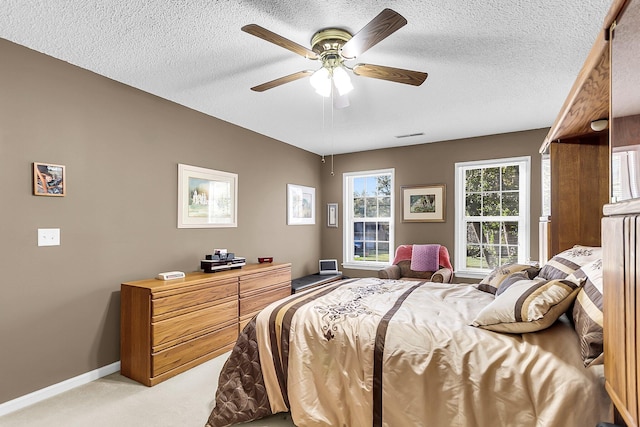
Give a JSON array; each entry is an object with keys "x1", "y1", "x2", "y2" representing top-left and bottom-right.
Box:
[
  {"x1": 332, "y1": 66, "x2": 353, "y2": 96},
  {"x1": 333, "y1": 92, "x2": 350, "y2": 109},
  {"x1": 310, "y1": 67, "x2": 332, "y2": 97},
  {"x1": 310, "y1": 65, "x2": 353, "y2": 98}
]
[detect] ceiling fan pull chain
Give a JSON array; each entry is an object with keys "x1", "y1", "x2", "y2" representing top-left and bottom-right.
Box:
[
  {"x1": 321, "y1": 93, "x2": 327, "y2": 166},
  {"x1": 331, "y1": 90, "x2": 335, "y2": 176}
]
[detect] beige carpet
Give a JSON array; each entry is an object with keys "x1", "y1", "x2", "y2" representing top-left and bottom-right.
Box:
[{"x1": 0, "y1": 352, "x2": 295, "y2": 427}]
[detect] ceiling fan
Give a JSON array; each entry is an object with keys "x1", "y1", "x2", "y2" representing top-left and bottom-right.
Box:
[{"x1": 241, "y1": 8, "x2": 428, "y2": 99}]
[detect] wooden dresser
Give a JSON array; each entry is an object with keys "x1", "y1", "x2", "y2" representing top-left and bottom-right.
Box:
[
  {"x1": 603, "y1": 201, "x2": 640, "y2": 427},
  {"x1": 602, "y1": 0, "x2": 640, "y2": 425},
  {"x1": 121, "y1": 262, "x2": 291, "y2": 386}
]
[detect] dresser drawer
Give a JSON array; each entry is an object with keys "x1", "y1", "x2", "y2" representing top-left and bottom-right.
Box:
[
  {"x1": 152, "y1": 299, "x2": 238, "y2": 349},
  {"x1": 151, "y1": 324, "x2": 238, "y2": 376},
  {"x1": 152, "y1": 281, "x2": 237, "y2": 317},
  {"x1": 239, "y1": 267, "x2": 291, "y2": 295},
  {"x1": 239, "y1": 284, "x2": 291, "y2": 317}
]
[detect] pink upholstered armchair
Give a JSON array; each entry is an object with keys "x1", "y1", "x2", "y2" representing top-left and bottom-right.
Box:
[{"x1": 378, "y1": 244, "x2": 453, "y2": 283}]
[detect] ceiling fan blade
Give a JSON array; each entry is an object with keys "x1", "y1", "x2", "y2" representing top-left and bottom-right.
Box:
[
  {"x1": 353, "y1": 64, "x2": 428, "y2": 86},
  {"x1": 340, "y1": 9, "x2": 407, "y2": 59},
  {"x1": 242, "y1": 24, "x2": 319, "y2": 60},
  {"x1": 250, "y1": 70, "x2": 314, "y2": 92}
]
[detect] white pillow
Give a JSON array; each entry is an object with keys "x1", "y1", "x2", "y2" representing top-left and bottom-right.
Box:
[{"x1": 471, "y1": 275, "x2": 584, "y2": 333}]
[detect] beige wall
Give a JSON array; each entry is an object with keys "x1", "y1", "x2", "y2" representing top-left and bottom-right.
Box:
[
  {"x1": 0, "y1": 39, "x2": 323, "y2": 403},
  {"x1": 322, "y1": 129, "x2": 546, "y2": 279},
  {"x1": 0, "y1": 37, "x2": 547, "y2": 405}
]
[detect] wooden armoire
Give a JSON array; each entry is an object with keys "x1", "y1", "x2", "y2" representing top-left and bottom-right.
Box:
[
  {"x1": 602, "y1": 0, "x2": 640, "y2": 426},
  {"x1": 540, "y1": 0, "x2": 640, "y2": 427},
  {"x1": 543, "y1": 0, "x2": 640, "y2": 426}
]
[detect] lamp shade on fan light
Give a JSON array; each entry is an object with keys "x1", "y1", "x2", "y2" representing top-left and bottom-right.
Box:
[
  {"x1": 332, "y1": 66, "x2": 353, "y2": 95},
  {"x1": 310, "y1": 66, "x2": 353, "y2": 97},
  {"x1": 310, "y1": 67, "x2": 331, "y2": 96}
]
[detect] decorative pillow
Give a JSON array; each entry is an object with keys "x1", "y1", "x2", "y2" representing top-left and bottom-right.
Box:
[
  {"x1": 476, "y1": 263, "x2": 540, "y2": 295},
  {"x1": 537, "y1": 245, "x2": 602, "y2": 280},
  {"x1": 495, "y1": 271, "x2": 531, "y2": 296},
  {"x1": 410, "y1": 244, "x2": 440, "y2": 271},
  {"x1": 471, "y1": 276, "x2": 584, "y2": 333},
  {"x1": 567, "y1": 259, "x2": 604, "y2": 367}
]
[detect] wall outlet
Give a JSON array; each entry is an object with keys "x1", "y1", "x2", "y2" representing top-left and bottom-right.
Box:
[{"x1": 38, "y1": 228, "x2": 60, "y2": 246}]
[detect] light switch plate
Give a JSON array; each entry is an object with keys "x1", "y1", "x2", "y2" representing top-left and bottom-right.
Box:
[{"x1": 38, "y1": 228, "x2": 60, "y2": 246}]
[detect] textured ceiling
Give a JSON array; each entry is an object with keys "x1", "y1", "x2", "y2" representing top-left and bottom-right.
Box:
[{"x1": 0, "y1": 0, "x2": 612, "y2": 155}]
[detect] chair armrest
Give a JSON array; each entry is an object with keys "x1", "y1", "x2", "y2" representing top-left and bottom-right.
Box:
[
  {"x1": 378, "y1": 265, "x2": 401, "y2": 280},
  {"x1": 431, "y1": 267, "x2": 453, "y2": 283}
]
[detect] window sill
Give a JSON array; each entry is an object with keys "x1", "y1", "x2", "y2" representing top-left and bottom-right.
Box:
[
  {"x1": 453, "y1": 270, "x2": 487, "y2": 280},
  {"x1": 342, "y1": 262, "x2": 388, "y2": 271}
]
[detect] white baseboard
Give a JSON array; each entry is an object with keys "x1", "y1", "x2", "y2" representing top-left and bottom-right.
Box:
[{"x1": 0, "y1": 361, "x2": 121, "y2": 417}]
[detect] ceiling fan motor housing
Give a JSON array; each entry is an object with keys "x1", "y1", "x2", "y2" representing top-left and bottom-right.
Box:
[{"x1": 311, "y1": 28, "x2": 353, "y2": 69}]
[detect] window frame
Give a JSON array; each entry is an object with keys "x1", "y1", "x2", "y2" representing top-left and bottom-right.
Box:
[
  {"x1": 342, "y1": 168, "x2": 395, "y2": 271},
  {"x1": 454, "y1": 156, "x2": 531, "y2": 279}
]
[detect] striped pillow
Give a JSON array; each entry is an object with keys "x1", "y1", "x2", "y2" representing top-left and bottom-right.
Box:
[
  {"x1": 471, "y1": 276, "x2": 584, "y2": 333},
  {"x1": 567, "y1": 259, "x2": 604, "y2": 367},
  {"x1": 495, "y1": 271, "x2": 530, "y2": 296},
  {"x1": 476, "y1": 263, "x2": 540, "y2": 295},
  {"x1": 538, "y1": 246, "x2": 602, "y2": 280}
]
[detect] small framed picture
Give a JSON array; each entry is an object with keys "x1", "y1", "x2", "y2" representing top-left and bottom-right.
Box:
[
  {"x1": 401, "y1": 184, "x2": 446, "y2": 222},
  {"x1": 327, "y1": 203, "x2": 338, "y2": 227},
  {"x1": 287, "y1": 184, "x2": 315, "y2": 225},
  {"x1": 33, "y1": 162, "x2": 65, "y2": 196}
]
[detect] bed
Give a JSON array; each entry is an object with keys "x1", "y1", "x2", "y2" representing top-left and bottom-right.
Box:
[{"x1": 206, "y1": 249, "x2": 611, "y2": 427}]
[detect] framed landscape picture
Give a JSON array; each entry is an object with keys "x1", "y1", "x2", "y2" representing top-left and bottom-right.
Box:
[
  {"x1": 177, "y1": 163, "x2": 238, "y2": 228},
  {"x1": 287, "y1": 184, "x2": 315, "y2": 225},
  {"x1": 401, "y1": 184, "x2": 446, "y2": 222}
]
